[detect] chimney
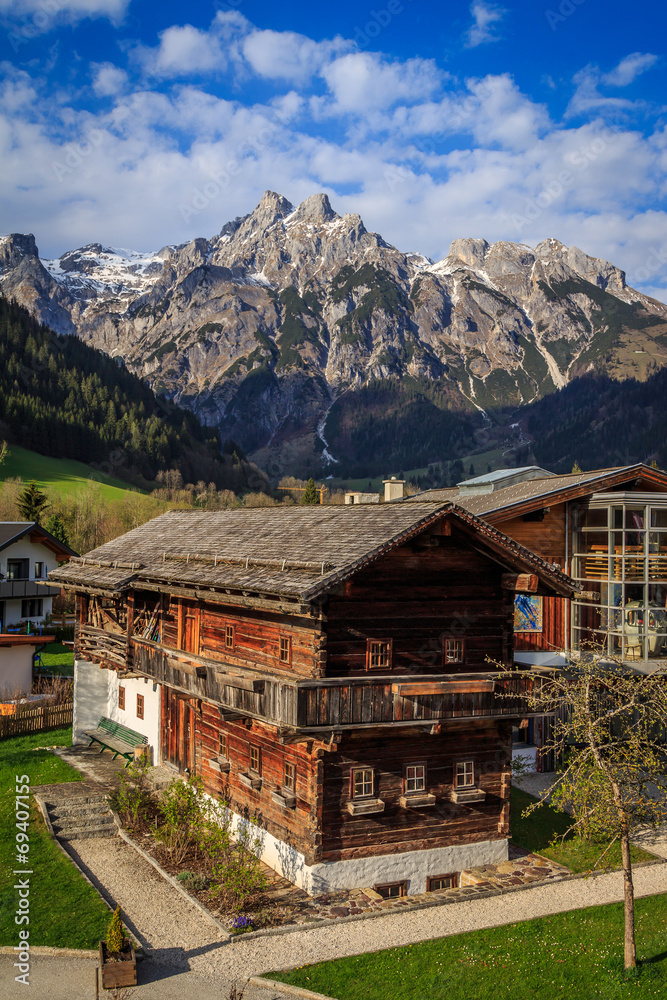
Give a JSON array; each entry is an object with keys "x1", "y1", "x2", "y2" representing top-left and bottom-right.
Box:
[
  {"x1": 345, "y1": 491, "x2": 379, "y2": 505},
  {"x1": 383, "y1": 477, "x2": 405, "y2": 502}
]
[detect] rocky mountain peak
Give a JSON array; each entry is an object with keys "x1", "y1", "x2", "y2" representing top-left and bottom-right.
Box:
[
  {"x1": 290, "y1": 193, "x2": 338, "y2": 225},
  {"x1": 448, "y1": 238, "x2": 489, "y2": 269},
  {"x1": 0, "y1": 233, "x2": 39, "y2": 268}
]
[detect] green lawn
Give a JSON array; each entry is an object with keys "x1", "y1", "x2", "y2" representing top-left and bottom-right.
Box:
[
  {"x1": 270, "y1": 894, "x2": 667, "y2": 999},
  {"x1": 510, "y1": 787, "x2": 656, "y2": 872},
  {"x1": 0, "y1": 726, "x2": 111, "y2": 947},
  {"x1": 39, "y1": 642, "x2": 74, "y2": 676},
  {"x1": 1, "y1": 443, "x2": 143, "y2": 501}
]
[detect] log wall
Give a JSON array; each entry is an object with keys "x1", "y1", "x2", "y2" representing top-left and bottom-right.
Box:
[
  {"x1": 326, "y1": 528, "x2": 512, "y2": 676},
  {"x1": 194, "y1": 704, "x2": 322, "y2": 861},
  {"x1": 321, "y1": 720, "x2": 512, "y2": 863}
]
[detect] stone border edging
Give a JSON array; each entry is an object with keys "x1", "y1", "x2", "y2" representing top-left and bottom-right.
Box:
[
  {"x1": 32, "y1": 789, "x2": 141, "y2": 951},
  {"x1": 109, "y1": 808, "x2": 232, "y2": 940},
  {"x1": 0, "y1": 946, "x2": 98, "y2": 959},
  {"x1": 224, "y1": 855, "x2": 667, "y2": 944},
  {"x1": 248, "y1": 975, "x2": 337, "y2": 1000}
]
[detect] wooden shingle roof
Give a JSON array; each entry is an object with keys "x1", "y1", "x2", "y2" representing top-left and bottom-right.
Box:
[{"x1": 49, "y1": 503, "x2": 576, "y2": 602}]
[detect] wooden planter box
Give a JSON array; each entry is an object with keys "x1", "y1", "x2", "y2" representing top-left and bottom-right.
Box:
[{"x1": 99, "y1": 942, "x2": 137, "y2": 989}]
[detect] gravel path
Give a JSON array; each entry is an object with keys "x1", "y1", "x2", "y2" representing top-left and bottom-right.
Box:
[{"x1": 67, "y1": 834, "x2": 667, "y2": 991}]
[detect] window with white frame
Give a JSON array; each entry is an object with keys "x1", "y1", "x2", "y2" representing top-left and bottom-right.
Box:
[
  {"x1": 404, "y1": 763, "x2": 426, "y2": 794},
  {"x1": 351, "y1": 767, "x2": 374, "y2": 799},
  {"x1": 455, "y1": 760, "x2": 475, "y2": 788}
]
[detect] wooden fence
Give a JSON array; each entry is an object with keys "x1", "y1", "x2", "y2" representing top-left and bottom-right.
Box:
[{"x1": 0, "y1": 701, "x2": 73, "y2": 740}]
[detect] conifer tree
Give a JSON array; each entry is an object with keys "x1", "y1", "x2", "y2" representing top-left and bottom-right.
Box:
[
  {"x1": 106, "y1": 905, "x2": 125, "y2": 953},
  {"x1": 16, "y1": 482, "x2": 49, "y2": 523},
  {"x1": 45, "y1": 514, "x2": 70, "y2": 547},
  {"x1": 301, "y1": 478, "x2": 320, "y2": 505}
]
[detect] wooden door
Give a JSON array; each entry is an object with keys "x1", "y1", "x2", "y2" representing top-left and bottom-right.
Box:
[{"x1": 162, "y1": 688, "x2": 194, "y2": 773}]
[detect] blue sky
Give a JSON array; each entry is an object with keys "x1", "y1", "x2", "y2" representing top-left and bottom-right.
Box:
[{"x1": 1, "y1": 0, "x2": 666, "y2": 299}]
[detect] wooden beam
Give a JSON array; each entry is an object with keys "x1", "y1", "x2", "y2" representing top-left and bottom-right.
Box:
[
  {"x1": 391, "y1": 679, "x2": 495, "y2": 696},
  {"x1": 501, "y1": 572, "x2": 539, "y2": 593}
]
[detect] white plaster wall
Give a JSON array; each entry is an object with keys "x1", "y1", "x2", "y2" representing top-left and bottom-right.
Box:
[
  {"x1": 107, "y1": 672, "x2": 161, "y2": 764},
  {"x1": 512, "y1": 745, "x2": 538, "y2": 773},
  {"x1": 217, "y1": 802, "x2": 508, "y2": 895},
  {"x1": 0, "y1": 536, "x2": 55, "y2": 625},
  {"x1": 0, "y1": 646, "x2": 34, "y2": 696},
  {"x1": 72, "y1": 659, "x2": 112, "y2": 743}
]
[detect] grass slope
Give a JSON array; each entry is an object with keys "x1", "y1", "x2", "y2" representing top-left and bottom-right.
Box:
[
  {"x1": 510, "y1": 788, "x2": 655, "y2": 872},
  {"x1": 0, "y1": 726, "x2": 111, "y2": 947},
  {"x1": 270, "y1": 895, "x2": 667, "y2": 998},
  {"x1": 1, "y1": 444, "x2": 143, "y2": 501}
]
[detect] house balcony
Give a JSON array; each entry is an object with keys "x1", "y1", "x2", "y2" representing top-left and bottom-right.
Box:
[
  {"x1": 124, "y1": 637, "x2": 536, "y2": 734},
  {"x1": 0, "y1": 580, "x2": 60, "y2": 599}
]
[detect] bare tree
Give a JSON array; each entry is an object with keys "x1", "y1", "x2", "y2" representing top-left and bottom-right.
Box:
[{"x1": 501, "y1": 652, "x2": 667, "y2": 970}]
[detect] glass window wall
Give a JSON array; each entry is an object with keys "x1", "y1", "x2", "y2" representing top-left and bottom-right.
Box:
[{"x1": 572, "y1": 498, "x2": 667, "y2": 660}]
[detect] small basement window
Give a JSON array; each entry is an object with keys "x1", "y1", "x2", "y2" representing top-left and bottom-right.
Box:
[
  {"x1": 444, "y1": 638, "x2": 465, "y2": 665},
  {"x1": 366, "y1": 639, "x2": 392, "y2": 671},
  {"x1": 118, "y1": 686, "x2": 125, "y2": 711},
  {"x1": 455, "y1": 760, "x2": 475, "y2": 788},
  {"x1": 279, "y1": 636, "x2": 291, "y2": 664},
  {"x1": 428, "y1": 873, "x2": 458, "y2": 891},
  {"x1": 351, "y1": 767, "x2": 374, "y2": 799},
  {"x1": 136, "y1": 694, "x2": 144, "y2": 720},
  {"x1": 374, "y1": 881, "x2": 406, "y2": 899},
  {"x1": 225, "y1": 624, "x2": 235, "y2": 650}
]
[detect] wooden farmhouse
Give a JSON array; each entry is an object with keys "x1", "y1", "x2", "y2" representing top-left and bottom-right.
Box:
[
  {"x1": 50, "y1": 503, "x2": 574, "y2": 896},
  {"x1": 411, "y1": 463, "x2": 667, "y2": 770}
]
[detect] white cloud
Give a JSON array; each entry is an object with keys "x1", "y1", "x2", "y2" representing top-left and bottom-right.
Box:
[
  {"x1": 1, "y1": 28, "x2": 667, "y2": 302},
  {"x1": 136, "y1": 11, "x2": 249, "y2": 80},
  {"x1": 321, "y1": 52, "x2": 441, "y2": 115},
  {"x1": 242, "y1": 29, "x2": 347, "y2": 83},
  {"x1": 465, "y1": 1, "x2": 505, "y2": 48},
  {"x1": 602, "y1": 52, "x2": 658, "y2": 88},
  {"x1": 0, "y1": 0, "x2": 128, "y2": 27},
  {"x1": 92, "y1": 62, "x2": 128, "y2": 97}
]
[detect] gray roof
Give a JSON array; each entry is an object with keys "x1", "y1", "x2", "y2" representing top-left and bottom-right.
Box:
[
  {"x1": 456, "y1": 466, "x2": 554, "y2": 487},
  {"x1": 49, "y1": 503, "x2": 575, "y2": 602},
  {"x1": 0, "y1": 521, "x2": 76, "y2": 557},
  {"x1": 409, "y1": 465, "x2": 667, "y2": 518}
]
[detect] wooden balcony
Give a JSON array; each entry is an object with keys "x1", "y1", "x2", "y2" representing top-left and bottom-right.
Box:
[
  {"x1": 0, "y1": 580, "x2": 60, "y2": 599},
  {"x1": 127, "y1": 637, "x2": 533, "y2": 733}
]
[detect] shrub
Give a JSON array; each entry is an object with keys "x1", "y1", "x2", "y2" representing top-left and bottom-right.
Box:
[
  {"x1": 211, "y1": 820, "x2": 267, "y2": 912},
  {"x1": 153, "y1": 776, "x2": 206, "y2": 864},
  {"x1": 111, "y1": 759, "x2": 155, "y2": 833},
  {"x1": 106, "y1": 905, "x2": 125, "y2": 953}
]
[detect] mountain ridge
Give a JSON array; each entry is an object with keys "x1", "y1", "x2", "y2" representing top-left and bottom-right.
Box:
[{"x1": 2, "y1": 190, "x2": 667, "y2": 477}]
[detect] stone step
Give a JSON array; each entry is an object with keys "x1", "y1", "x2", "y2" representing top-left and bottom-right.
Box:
[
  {"x1": 57, "y1": 826, "x2": 118, "y2": 841},
  {"x1": 51, "y1": 814, "x2": 116, "y2": 832},
  {"x1": 49, "y1": 800, "x2": 110, "y2": 820}
]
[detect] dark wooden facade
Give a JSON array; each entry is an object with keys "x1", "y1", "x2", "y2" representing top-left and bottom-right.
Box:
[{"x1": 63, "y1": 504, "x2": 574, "y2": 891}]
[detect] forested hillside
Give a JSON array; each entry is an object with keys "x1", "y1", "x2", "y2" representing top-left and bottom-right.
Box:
[
  {"x1": 0, "y1": 297, "x2": 265, "y2": 492},
  {"x1": 520, "y1": 371, "x2": 667, "y2": 473}
]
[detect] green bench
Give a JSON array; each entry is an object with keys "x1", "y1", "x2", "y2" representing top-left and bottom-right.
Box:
[{"x1": 84, "y1": 717, "x2": 148, "y2": 767}]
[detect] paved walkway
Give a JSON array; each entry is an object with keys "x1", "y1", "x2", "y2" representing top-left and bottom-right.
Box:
[{"x1": 2, "y1": 862, "x2": 667, "y2": 1000}]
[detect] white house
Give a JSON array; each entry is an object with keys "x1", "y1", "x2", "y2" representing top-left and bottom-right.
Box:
[{"x1": 0, "y1": 522, "x2": 75, "y2": 629}]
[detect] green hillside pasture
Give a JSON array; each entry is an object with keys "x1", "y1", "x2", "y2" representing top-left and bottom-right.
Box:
[{"x1": 1, "y1": 444, "x2": 144, "y2": 501}]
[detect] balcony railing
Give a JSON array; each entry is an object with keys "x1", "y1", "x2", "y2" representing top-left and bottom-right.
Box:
[
  {"x1": 128, "y1": 637, "x2": 534, "y2": 732},
  {"x1": 0, "y1": 580, "x2": 60, "y2": 599}
]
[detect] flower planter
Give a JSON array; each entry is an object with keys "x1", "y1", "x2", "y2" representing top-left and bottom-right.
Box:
[{"x1": 98, "y1": 941, "x2": 137, "y2": 989}]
